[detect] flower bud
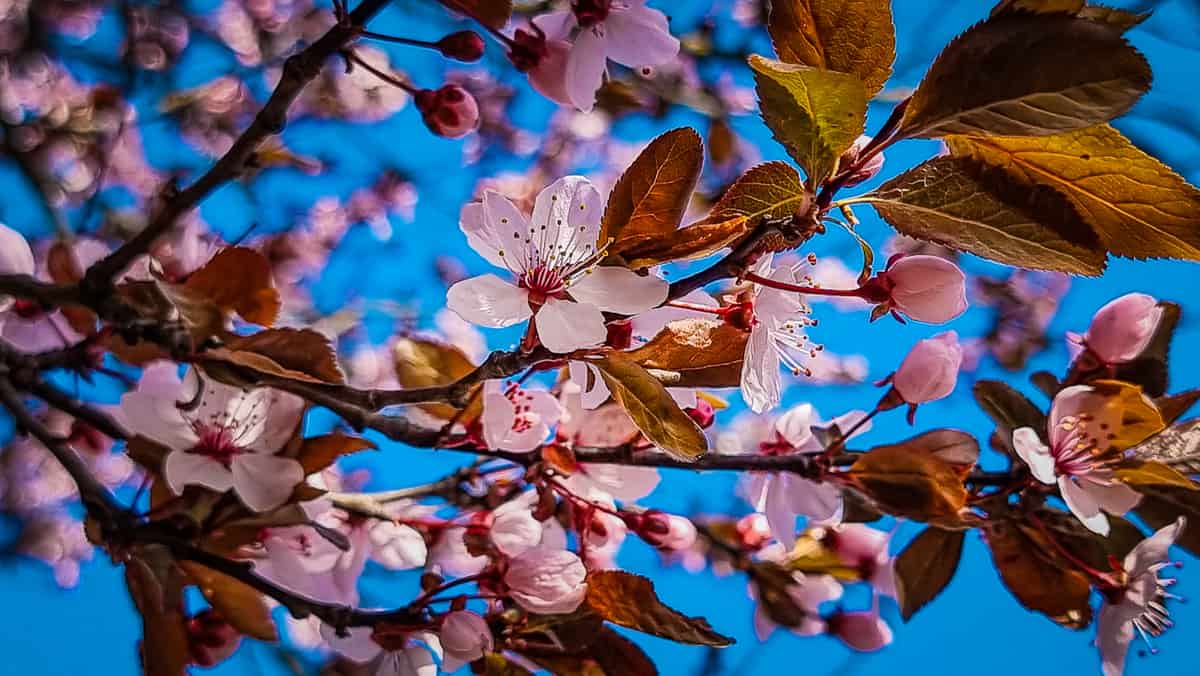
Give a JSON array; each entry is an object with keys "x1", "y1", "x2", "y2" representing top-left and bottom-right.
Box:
[
  {"x1": 186, "y1": 609, "x2": 242, "y2": 667},
  {"x1": 439, "y1": 610, "x2": 494, "y2": 672},
  {"x1": 1076, "y1": 292, "x2": 1162, "y2": 364},
  {"x1": 508, "y1": 27, "x2": 572, "y2": 106},
  {"x1": 436, "y1": 30, "x2": 485, "y2": 62},
  {"x1": 415, "y1": 85, "x2": 479, "y2": 139},
  {"x1": 893, "y1": 331, "x2": 962, "y2": 405},
  {"x1": 640, "y1": 511, "x2": 698, "y2": 550},
  {"x1": 503, "y1": 546, "x2": 588, "y2": 614},
  {"x1": 828, "y1": 611, "x2": 893, "y2": 652},
  {"x1": 0, "y1": 223, "x2": 35, "y2": 313},
  {"x1": 838, "y1": 135, "x2": 885, "y2": 188},
  {"x1": 491, "y1": 503, "x2": 542, "y2": 557},
  {"x1": 687, "y1": 397, "x2": 716, "y2": 429},
  {"x1": 863, "y1": 254, "x2": 967, "y2": 324}
]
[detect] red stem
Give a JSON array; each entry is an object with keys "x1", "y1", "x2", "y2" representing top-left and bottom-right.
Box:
[{"x1": 742, "y1": 271, "x2": 865, "y2": 297}]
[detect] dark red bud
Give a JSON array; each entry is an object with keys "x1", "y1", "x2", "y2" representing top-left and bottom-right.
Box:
[
  {"x1": 686, "y1": 398, "x2": 716, "y2": 429},
  {"x1": 606, "y1": 319, "x2": 633, "y2": 350},
  {"x1": 436, "y1": 30, "x2": 485, "y2": 62}
]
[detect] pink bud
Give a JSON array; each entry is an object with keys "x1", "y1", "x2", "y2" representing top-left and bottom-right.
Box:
[
  {"x1": 893, "y1": 331, "x2": 962, "y2": 404},
  {"x1": 839, "y1": 135, "x2": 886, "y2": 188},
  {"x1": 436, "y1": 31, "x2": 485, "y2": 62},
  {"x1": 1080, "y1": 292, "x2": 1162, "y2": 364},
  {"x1": 687, "y1": 397, "x2": 716, "y2": 429},
  {"x1": 508, "y1": 27, "x2": 572, "y2": 106},
  {"x1": 641, "y1": 512, "x2": 698, "y2": 550},
  {"x1": 186, "y1": 609, "x2": 243, "y2": 667},
  {"x1": 871, "y1": 255, "x2": 967, "y2": 324},
  {"x1": 503, "y1": 546, "x2": 588, "y2": 614},
  {"x1": 439, "y1": 610, "x2": 494, "y2": 672},
  {"x1": 829, "y1": 611, "x2": 893, "y2": 652},
  {"x1": 415, "y1": 85, "x2": 479, "y2": 139}
]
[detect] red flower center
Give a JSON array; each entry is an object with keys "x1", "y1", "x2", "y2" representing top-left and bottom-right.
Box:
[
  {"x1": 191, "y1": 426, "x2": 244, "y2": 467},
  {"x1": 572, "y1": 0, "x2": 611, "y2": 27},
  {"x1": 519, "y1": 265, "x2": 566, "y2": 306}
]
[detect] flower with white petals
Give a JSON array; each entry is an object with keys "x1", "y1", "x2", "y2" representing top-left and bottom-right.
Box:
[
  {"x1": 1097, "y1": 517, "x2": 1186, "y2": 676},
  {"x1": 504, "y1": 546, "x2": 588, "y2": 614},
  {"x1": 481, "y1": 380, "x2": 562, "y2": 452},
  {"x1": 440, "y1": 610, "x2": 494, "y2": 672},
  {"x1": 741, "y1": 255, "x2": 822, "y2": 414},
  {"x1": 447, "y1": 176, "x2": 668, "y2": 353},
  {"x1": 1012, "y1": 385, "x2": 1148, "y2": 536},
  {"x1": 121, "y1": 364, "x2": 304, "y2": 512}
]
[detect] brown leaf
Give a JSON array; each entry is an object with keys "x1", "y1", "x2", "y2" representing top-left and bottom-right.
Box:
[
  {"x1": 767, "y1": 0, "x2": 895, "y2": 95},
  {"x1": 585, "y1": 570, "x2": 734, "y2": 647},
  {"x1": 863, "y1": 155, "x2": 1106, "y2": 274},
  {"x1": 125, "y1": 550, "x2": 190, "y2": 676},
  {"x1": 627, "y1": 318, "x2": 747, "y2": 388},
  {"x1": 749, "y1": 54, "x2": 868, "y2": 185},
  {"x1": 593, "y1": 353, "x2": 708, "y2": 461},
  {"x1": 1154, "y1": 390, "x2": 1200, "y2": 426},
  {"x1": 985, "y1": 519, "x2": 1093, "y2": 628},
  {"x1": 296, "y1": 432, "x2": 377, "y2": 475},
  {"x1": 185, "y1": 246, "x2": 280, "y2": 326},
  {"x1": 1130, "y1": 418, "x2": 1200, "y2": 474},
  {"x1": 991, "y1": 0, "x2": 1084, "y2": 14},
  {"x1": 601, "y1": 128, "x2": 703, "y2": 252},
  {"x1": 393, "y1": 337, "x2": 478, "y2": 420},
  {"x1": 847, "y1": 437, "x2": 971, "y2": 523},
  {"x1": 899, "y1": 13, "x2": 1150, "y2": 138},
  {"x1": 973, "y1": 380, "x2": 1048, "y2": 455},
  {"x1": 1086, "y1": 379, "x2": 1164, "y2": 451},
  {"x1": 1034, "y1": 507, "x2": 1142, "y2": 572},
  {"x1": 178, "y1": 560, "x2": 278, "y2": 641},
  {"x1": 202, "y1": 328, "x2": 345, "y2": 387},
  {"x1": 1136, "y1": 486, "x2": 1200, "y2": 556},
  {"x1": 894, "y1": 527, "x2": 964, "y2": 621},
  {"x1": 947, "y1": 127, "x2": 1200, "y2": 262},
  {"x1": 441, "y1": 0, "x2": 511, "y2": 30},
  {"x1": 1114, "y1": 460, "x2": 1198, "y2": 490},
  {"x1": 588, "y1": 627, "x2": 659, "y2": 676}
]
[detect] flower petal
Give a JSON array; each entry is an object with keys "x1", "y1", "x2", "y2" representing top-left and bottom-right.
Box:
[
  {"x1": 568, "y1": 266, "x2": 668, "y2": 315},
  {"x1": 1124, "y1": 516, "x2": 1186, "y2": 577},
  {"x1": 764, "y1": 475, "x2": 798, "y2": 549},
  {"x1": 569, "y1": 360, "x2": 610, "y2": 409},
  {"x1": 163, "y1": 451, "x2": 234, "y2": 495},
  {"x1": 1095, "y1": 602, "x2": 1135, "y2": 676},
  {"x1": 1080, "y1": 476, "x2": 1141, "y2": 516},
  {"x1": 231, "y1": 453, "x2": 304, "y2": 512},
  {"x1": 565, "y1": 26, "x2": 607, "y2": 111},
  {"x1": 603, "y1": 5, "x2": 680, "y2": 67},
  {"x1": 446, "y1": 274, "x2": 532, "y2": 328},
  {"x1": 535, "y1": 298, "x2": 607, "y2": 353},
  {"x1": 1060, "y1": 476, "x2": 1109, "y2": 536},
  {"x1": 529, "y1": 176, "x2": 603, "y2": 267},
  {"x1": 741, "y1": 323, "x2": 781, "y2": 414},
  {"x1": 1012, "y1": 427, "x2": 1056, "y2": 484}
]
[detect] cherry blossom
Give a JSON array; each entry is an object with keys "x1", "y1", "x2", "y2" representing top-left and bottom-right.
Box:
[
  {"x1": 481, "y1": 379, "x2": 562, "y2": 452},
  {"x1": 1096, "y1": 517, "x2": 1186, "y2": 676},
  {"x1": 826, "y1": 524, "x2": 896, "y2": 599},
  {"x1": 507, "y1": 25, "x2": 574, "y2": 106},
  {"x1": 640, "y1": 511, "x2": 698, "y2": 550},
  {"x1": 740, "y1": 255, "x2": 822, "y2": 413},
  {"x1": 722, "y1": 404, "x2": 871, "y2": 547},
  {"x1": 0, "y1": 223, "x2": 34, "y2": 314},
  {"x1": 440, "y1": 610, "x2": 494, "y2": 672},
  {"x1": 504, "y1": 546, "x2": 588, "y2": 614},
  {"x1": 1070, "y1": 292, "x2": 1163, "y2": 364},
  {"x1": 534, "y1": 1, "x2": 680, "y2": 111},
  {"x1": 414, "y1": 84, "x2": 479, "y2": 138},
  {"x1": 892, "y1": 331, "x2": 963, "y2": 408},
  {"x1": 491, "y1": 490, "x2": 567, "y2": 556},
  {"x1": 751, "y1": 570, "x2": 843, "y2": 640},
  {"x1": 447, "y1": 176, "x2": 668, "y2": 353},
  {"x1": 861, "y1": 254, "x2": 968, "y2": 324},
  {"x1": 1012, "y1": 385, "x2": 1145, "y2": 535},
  {"x1": 119, "y1": 364, "x2": 305, "y2": 512},
  {"x1": 829, "y1": 609, "x2": 894, "y2": 652}
]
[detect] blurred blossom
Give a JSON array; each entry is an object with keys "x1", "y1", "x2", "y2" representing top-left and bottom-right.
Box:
[
  {"x1": 16, "y1": 511, "x2": 94, "y2": 588},
  {"x1": 125, "y1": 5, "x2": 189, "y2": 71}
]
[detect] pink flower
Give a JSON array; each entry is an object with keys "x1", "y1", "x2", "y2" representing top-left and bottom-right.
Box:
[
  {"x1": 741, "y1": 254, "x2": 820, "y2": 413},
  {"x1": 0, "y1": 223, "x2": 35, "y2": 312},
  {"x1": 447, "y1": 176, "x2": 668, "y2": 353},
  {"x1": 827, "y1": 525, "x2": 896, "y2": 599},
  {"x1": 481, "y1": 380, "x2": 562, "y2": 452},
  {"x1": 864, "y1": 254, "x2": 967, "y2": 324},
  {"x1": 491, "y1": 491, "x2": 549, "y2": 557},
  {"x1": 120, "y1": 364, "x2": 305, "y2": 512},
  {"x1": 507, "y1": 26, "x2": 574, "y2": 106},
  {"x1": 557, "y1": 380, "x2": 641, "y2": 448},
  {"x1": 440, "y1": 610, "x2": 494, "y2": 672},
  {"x1": 640, "y1": 512, "x2": 698, "y2": 550},
  {"x1": 893, "y1": 331, "x2": 963, "y2": 405},
  {"x1": 1013, "y1": 385, "x2": 1145, "y2": 535},
  {"x1": 534, "y1": 1, "x2": 680, "y2": 111},
  {"x1": 829, "y1": 610, "x2": 893, "y2": 652},
  {"x1": 1072, "y1": 292, "x2": 1162, "y2": 364},
  {"x1": 414, "y1": 85, "x2": 479, "y2": 139},
  {"x1": 751, "y1": 572, "x2": 842, "y2": 640},
  {"x1": 504, "y1": 546, "x2": 588, "y2": 614},
  {"x1": 1096, "y1": 517, "x2": 1186, "y2": 676}
]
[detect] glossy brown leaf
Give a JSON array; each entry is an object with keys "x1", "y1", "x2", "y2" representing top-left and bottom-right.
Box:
[
  {"x1": 894, "y1": 527, "x2": 964, "y2": 621},
  {"x1": 899, "y1": 13, "x2": 1150, "y2": 138},
  {"x1": 1136, "y1": 486, "x2": 1200, "y2": 556},
  {"x1": 767, "y1": 0, "x2": 895, "y2": 95},
  {"x1": 589, "y1": 627, "x2": 659, "y2": 676},
  {"x1": 990, "y1": 0, "x2": 1084, "y2": 14},
  {"x1": 1154, "y1": 390, "x2": 1200, "y2": 426},
  {"x1": 984, "y1": 519, "x2": 1092, "y2": 628},
  {"x1": 627, "y1": 318, "x2": 747, "y2": 388},
  {"x1": 1114, "y1": 459, "x2": 1198, "y2": 490},
  {"x1": 1034, "y1": 507, "x2": 1142, "y2": 572},
  {"x1": 202, "y1": 328, "x2": 345, "y2": 388},
  {"x1": 974, "y1": 380, "x2": 1048, "y2": 455},
  {"x1": 179, "y1": 560, "x2": 277, "y2": 641},
  {"x1": 601, "y1": 128, "x2": 703, "y2": 252},
  {"x1": 185, "y1": 246, "x2": 280, "y2": 326},
  {"x1": 1086, "y1": 379, "x2": 1164, "y2": 451},
  {"x1": 749, "y1": 54, "x2": 868, "y2": 185},
  {"x1": 593, "y1": 353, "x2": 708, "y2": 461},
  {"x1": 393, "y1": 337, "x2": 478, "y2": 420},
  {"x1": 296, "y1": 432, "x2": 377, "y2": 475},
  {"x1": 947, "y1": 127, "x2": 1200, "y2": 262},
  {"x1": 863, "y1": 156, "x2": 1106, "y2": 274},
  {"x1": 847, "y1": 439, "x2": 971, "y2": 523},
  {"x1": 125, "y1": 551, "x2": 190, "y2": 676},
  {"x1": 585, "y1": 570, "x2": 734, "y2": 646}
]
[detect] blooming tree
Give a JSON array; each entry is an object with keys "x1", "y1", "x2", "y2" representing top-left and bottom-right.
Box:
[{"x1": 0, "y1": 2, "x2": 1199, "y2": 676}]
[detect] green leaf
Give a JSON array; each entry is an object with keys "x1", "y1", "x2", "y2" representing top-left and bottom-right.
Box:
[
  {"x1": 861, "y1": 156, "x2": 1106, "y2": 274},
  {"x1": 601, "y1": 128, "x2": 704, "y2": 252},
  {"x1": 947, "y1": 128, "x2": 1200, "y2": 262},
  {"x1": 593, "y1": 353, "x2": 707, "y2": 461},
  {"x1": 899, "y1": 13, "x2": 1150, "y2": 138},
  {"x1": 895, "y1": 527, "x2": 965, "y2": 621},
  {"x1": 767, "y1": 0, "x2": 895, "y2": 95},
  {"x1": 586, "y1": 570, "x2": 734, "y2": 646},
  {"x1": 748, "y1": 55, "x2": 868, "y2": 185}
]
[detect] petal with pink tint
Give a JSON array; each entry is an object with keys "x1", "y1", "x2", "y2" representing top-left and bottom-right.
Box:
[
  {"x1": 231, "y1": 453, "x2": 304, "y2": 512},
  {"x1": 1085, "y1": 293, "x2": 1161, "y2": 363},
  {"x1": 528, "y1": 39, "x2": 574, "y2": 106},
  {"x1": 569, "y1": 265, "x2": 668, "y2": 315},
  {"x1": 446, "y1": 274, "x2": 532, "y2": 328},
  {"x1": 568, "y1": 360, "x2": 610, "y2": 409},
  {"x1": 459, "y1": 201, "x2": 505, "y2": 269},
  {"x1": 892, "y1": 331, "x2": 962, "y2": 405},
  {"x1": 832, "y1": 611, "x2": 893, "y2": 652},
  {"x1": 1059, "y1": 476, "x2": 1109, "y2": 536},
  {"x1": 163, "y1": 450, "x2": 233, "y2": 495},
  {"x1": 1012, "y1": 427, "x2": 1056, "y2": 484},
  {"x1": 1079, "y1": 475, "x2": 1141, "y2": 516},
  {"x1": 742, "y1": 322, "x2": 782, "y2": 414},
  {"x1": 369, "y1": 521, "x2": 427, "y2": 570},
  {"x1": 884, "y1": 255, "x2": 967, "y2": 324},
  {"x1": 530, "y1": 176, "x2": 603, "y2": 260},
  {"x1": 535, "y1": 298, "x2": 607, "y2": 353},
  {"x1": 603, "y1": 5, "x2": 680, "y2": 67},
  {"x1": 565, "y1": 26, "x2": 607, "y2": 111}
]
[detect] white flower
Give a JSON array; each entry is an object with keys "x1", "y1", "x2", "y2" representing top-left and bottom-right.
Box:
[
  {"x1": 504, "y1": 546, "x2": 588, "y2": 614},
  {"x1": 1096, "y1": 517, "x2": 1186, "y2": 676},
  {"x1": 741, "y1": 255, "x2": 820, "y2": 413},
  {"x1": 439, "y1": 610, "x2": 494, "y2": 672},
  {"x1": 481, "y1": 380, "x2": 562, "y2": 452},
  {"x1": 447, "y1": 176, "x2": 667, "y2": 354},
  {"x1": 120, "y1": 364, "x2": 304, "y2": 512}
]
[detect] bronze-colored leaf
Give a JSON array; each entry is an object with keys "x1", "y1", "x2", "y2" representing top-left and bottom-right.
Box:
[
  {"x1": 1034, "y1": 507, "x2": 1142, "y2": 572},
  {"x1": 1130, "y1": 418, "x2": 1200, "y2": 475},
  {"x1": 589, "y1": 627, "x2": 659, "y2": 676},
  {"x1": 627, "y1": 318, "x2": 747, "y2": 388},
  {"x1": 974, "y1": 380, "x2": 1048, "y2": 455},
  {"x1": 847, "y1": 439, "x2": 971, "y2": 524},
  {"x1": 125, "y1": 550, "x2": 190, "y2": 676},
  {"x1": 480, "y1": 653, "x2": 533, "y2": 676},
  {"x1": 984, "y1": 519, "x2": 1092, "y2": 629},
  {"x1": 219, "y1": 328, "x2": 346, "y2": 384},
  {"x1": 1115, "y1": 459, "x2": 1198, "y2": 490},
  {"x1": 601, "y1": 128, "x2": 703, "y2": 252},
  {"x1": 1077, "y1": 6, "x2": 1149, "y2": 30},
  {"x1": 894, "y1": 527, "x2": 965, "y2": 621},
  {"x1": 899, "y1": 13, "x2": 1150, "y2": 138},
  {"x1": 185, "y1": 246, "x2": 281, "y2": 326},
  {"x1": 1086, "y1": 379, "x2": 1164, "y2": 451},
  {"x1": 1154, "y1": 390, "x2": 1200, "y2": 426},
  {"x1": 767, "y1": 0, "x2": 895, "y2": 95},
  {"x1": 947, "y1": 127, "x2": 1200, "y2": 262},
  {"x1": 991, "y1": 0, "x2": 1084, "y2": 14},
  {"x1": 440, "y1": 0, "x2": 511, "y2": 30},
  {"x1": 862, "y1": 156, "x2": 1106, "y2": 274},
  {"x1": 585, "y1": 570, "x2": 734, "y2": 646},
  {"x1": 296, "y1": 432, "x2": 377, "y2": 475},
  {"x1": 1136, "y1": 486, "x2": 1200, "y2": 556},
  {"x1": 178, "y1": 560, "x2": 277, "y2": 641},
  {"x1": 749, "y1": 54, "x2": 868, "y2": 185},
  {"x1": 393, "y1": 337, "x2": 478, "y2": 420},
  {"x1": 593, "y1": 353, "x2": 708, "y2": 461}
]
